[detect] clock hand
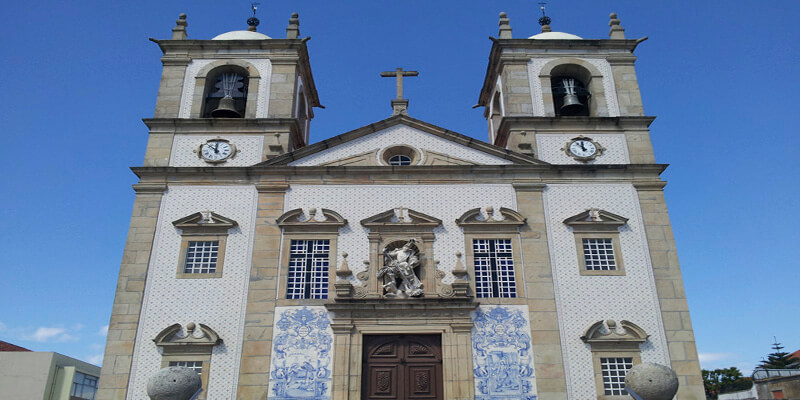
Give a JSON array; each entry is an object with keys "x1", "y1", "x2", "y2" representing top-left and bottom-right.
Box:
[
  {"x1": 214, "y1": 142, "x2": 220, "y2": 153},
  {"x1": 579, "y1": 141, "x2": 587, "y2": 151}
]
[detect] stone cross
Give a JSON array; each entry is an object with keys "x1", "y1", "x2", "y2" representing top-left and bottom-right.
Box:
[
  {"x1": 380, "y1": 68, "x2": 419, "y2": 115},
  {"x1": 380, "y1": 68, "x2": 419, "y2": 99}
]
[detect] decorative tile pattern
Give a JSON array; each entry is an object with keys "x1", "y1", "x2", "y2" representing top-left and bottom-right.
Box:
[
  {"x1": 542, "y1": 184, "x2": 669, "y2": 399},
  {"x1": 127, "y1": 185, "x2": 258, "y2": 400},
  {"x1": 284, "y1": 185, "x2": 517, "y2": 286},
  {"x1": 178, "y1": 58, "x2": 272, "y2": 118},
  {"x1": 169, "y1": 135, "x2": 264, "y2": 167},
  {"x1": 535, "y1": 134, "x2": 629, "y2": 165},
  {"x1": 527, "y1": 58, "x2": 621, "y2": 117},
  {"x1": 288, "y1": 124, "x2": 513, "y2": 166},
  {"x1": 268, "y1": 306, "x2": 333, "y2": 400},
  {"x1": 471, "y1": 305, "x2": 537, "y2": 400}
]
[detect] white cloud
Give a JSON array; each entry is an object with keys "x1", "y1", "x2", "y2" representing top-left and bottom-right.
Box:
[
  {"x1": 0, "y1": 321, "x2": 5, "y2": 331},
  {"x1": 25, "y1": 327, "x2": 77, "y2": 343},
  {"x1": 98, "y1": 325, "x2": 109, "y2": 337},
  {"x1": 699, "y1": 352, "x2": 734, "y2": 363},
  {"x1": 86, "y1": 353, "x2": 104, "y2": 366}
]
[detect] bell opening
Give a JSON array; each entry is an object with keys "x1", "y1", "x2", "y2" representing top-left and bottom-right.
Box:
[
  {"x1": 203, "y1": 69, "x2": 249, "y2": 118},
  {"x1": 552, "y1": 76, "x2": 590, "y2": 117}
]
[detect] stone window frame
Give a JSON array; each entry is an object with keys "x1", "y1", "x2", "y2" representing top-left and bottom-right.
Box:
[
  {"x1": 581, "y1": 319, "x2": 648, "y2": 400},
  {"x1": 191, "y1": 60, "x2": 262, "y2": 119},
  {"x1": 277, "y1": 208, "x2": 347, "y2": 302},
  {"x1": 564, "y1": 208, "x2": 628, "y2": 276},
  {"x1": 456, "y1": 207, "x2": 526, "y2": 301},
  {"x1": 173, "y1": 211, "x2": 238, "y2": 279},
  {"x1": 154, "y1": 323, "x2": 222, "y2": 400}
]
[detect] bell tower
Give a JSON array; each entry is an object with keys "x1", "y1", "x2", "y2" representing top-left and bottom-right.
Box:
[
  {"x1": 478, "y1": 11, "x2": 655, "y2": 165},
  {"x1": 142, "y1": 12, "x2": 321, "y2": 167}
]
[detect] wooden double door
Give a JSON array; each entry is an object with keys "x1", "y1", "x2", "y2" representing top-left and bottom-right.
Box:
[{"x1": 362, "y1": 335, "x2": 443, "y2": 400}]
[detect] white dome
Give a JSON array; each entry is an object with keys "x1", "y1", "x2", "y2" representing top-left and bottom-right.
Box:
[
  {"x1": 528, "y1": 31, "x2": 583, "y2": 40},
  {"x1": 212, "y1": 30, "x2": 271, "y2": 40}
]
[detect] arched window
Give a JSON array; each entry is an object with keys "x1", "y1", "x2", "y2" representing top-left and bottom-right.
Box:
[
  {"x1": 203, "y1": 66, "x2": 249, "y2": 118},
  {"x1": 550, "y1": 64, "x2": 592, "y2": 116}
]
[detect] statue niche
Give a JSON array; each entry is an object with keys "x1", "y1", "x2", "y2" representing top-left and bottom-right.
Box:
[
  {"x1": 380, "y1": 239, "x2": 424, "y2": 297},
  {"x1": 360, "y1": 207, "x2": 441, "y2": 299}
]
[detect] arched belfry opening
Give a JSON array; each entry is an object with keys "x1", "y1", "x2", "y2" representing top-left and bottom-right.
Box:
[
  {"x1": 551, "y1": 64, "x2": 592, "y2": 116},
  {"x1": 203, "y1": 66, "x2": 249, "y2": 118},
  {"x1": 490, "y1": 91, "x2": 503, "y2": 139}
]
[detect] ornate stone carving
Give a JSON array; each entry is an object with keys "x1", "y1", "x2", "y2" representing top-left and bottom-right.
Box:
[
  {"x1": 563, "y1": 208, "x2": 628, "y2": 232},
  {"x1": 451, "y1": 252, "x2": 470, "y2": 297},
  {"x1": 276, "y1": 207, "x2": 347, "y2": 232},
  {"x1": 456, "y1": 206, "x2": 526, "y2": 229},
  {"x1": 380, "y1": 239, "x2": 424, "y2": 297},
  {"x1": 580, "y1": 319, "x2": 648, "y2": 345},
  {"x1": 153, "y1": 322, "x2": 222, "y2": 355}
]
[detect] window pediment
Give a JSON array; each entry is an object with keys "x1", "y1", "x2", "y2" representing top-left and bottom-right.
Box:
[
  {"x1": 154, "y1": 323, "x2": 222, "y2": 355},
  {"x1": 172, "y1": 211, "x2": 237, "y2": 235},
  {"x1": 456, "y1": 207, "x2": 526, "y2": 229},
  {"x1": 360, "y1": 208, "x2": 442, "y2": 228},
  {"x1": 581, "y1": 319, "x2": 648, "y2": 345},
  {"x1": 277, "y1": 208, "x2": 347, "y2": 232},
  {"x1": 563, "y1": 208, "x2": 628, "y2": 232}
]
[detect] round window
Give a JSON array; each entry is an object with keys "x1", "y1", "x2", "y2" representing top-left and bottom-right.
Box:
[{"x1": 381, "y1": 146, "x2": 418, "y2": 166}]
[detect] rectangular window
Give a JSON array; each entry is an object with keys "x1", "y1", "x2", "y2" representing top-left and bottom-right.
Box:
[
  {"x1": 183, "y1": 241, "x2": 219, "y2": 274},
  {"x1": 600, "y1": 357, "x2": 633, "y2": 396},
  {"x1": 287, "y1": 239, "x2": 330, "y2": 299},
  {"x1": 583, "y1": 238, "x2": 617, "y2": 271},
  {"x1": 70, "y1": 371, "x2": 98, "y2": 400},
  {"x1": 473, "y1": 239, "x2": 516, "y2": 298},
  {"x1": 169, "y1": 360, "x2": 203, "y2": 375}
]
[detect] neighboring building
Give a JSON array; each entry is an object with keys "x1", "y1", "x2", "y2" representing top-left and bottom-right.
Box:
[
  {"x1": 97, "y1": 10, "x2": 705, "y2": 400},
  {"x1": 719, "y1": 369, "x2": 800, "y2": 400},
  {"x1": 0, "y1": 341, "x2": 101, "y2": 400}
]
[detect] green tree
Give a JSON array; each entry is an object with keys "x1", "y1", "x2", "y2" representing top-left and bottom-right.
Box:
[
  {"x1": 758, "y1": 339, "x2": 800, "y2": 369},
  {"x1": 702, "y1": 367, "x2": 753, "y2": 400}
]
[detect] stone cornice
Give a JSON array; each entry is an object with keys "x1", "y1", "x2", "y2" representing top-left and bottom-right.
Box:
[
  {"x1": 494, "y1": 116, "x2": 657, "y2": 148},
  {"x1": 142, "y1": 118, "x2": 301, "y2": 135}
]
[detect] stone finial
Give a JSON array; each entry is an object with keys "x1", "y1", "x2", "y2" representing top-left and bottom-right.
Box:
[
  {"x1": 609, "y1": 12, "x2": 626, "y2": 39},
  {"x1": 540, "y1": 24, "x2": 552, "y2": 33},
  {"x1": 286, "y1": 12, "x2": 300, "y2": 39},
  {"x1": 498, "y1": 12, "x2": 513, "y2": 39},
  {"x1": 171, "y1": 13, "x2": 188, "y2": 40},
  {"x1": 624, "y1": 363, "x2": 679, "y2": 400},
  {"x1": 147, "y1": 367, "x2": 201, "y2": 400}
]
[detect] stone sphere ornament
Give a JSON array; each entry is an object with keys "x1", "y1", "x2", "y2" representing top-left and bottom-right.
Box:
[
  {"x1": 624, "y1": 362, "x2": 679, "y2": 400},
  {"x1": 146, "y1": 366, "x2": 202, "y2": 400}
]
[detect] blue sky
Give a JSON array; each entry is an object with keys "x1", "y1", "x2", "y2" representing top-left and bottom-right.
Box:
[{"x1": 1, "y1": 0, "x2": 797, "y2": 374}]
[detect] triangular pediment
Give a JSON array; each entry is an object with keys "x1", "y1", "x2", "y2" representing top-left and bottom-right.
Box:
[
  {"x1": 563, "y1": 208, "x2": 628, "y2": 232},
  {"x1": 172, "y1": 211, "x2": 238, "y2": 234},
  {"x1": 258, "y1": 115, "x2": 545, "y2": 167},
  {"x1": 360, "y1": 208, "x2": 442, "y2": 228}
]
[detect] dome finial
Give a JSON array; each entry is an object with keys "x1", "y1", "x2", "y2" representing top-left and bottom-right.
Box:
[
  {"x1": 247, "y1": 2, "x2": 261, "y2": 32},
  {"x1": 538, "y1": 2, "x2": 552, "y2": 33}
]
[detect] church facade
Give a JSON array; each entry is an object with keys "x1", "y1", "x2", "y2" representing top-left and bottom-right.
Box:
[{"x1": 97, "y1": 10, "x2": 705, "y2": 400}]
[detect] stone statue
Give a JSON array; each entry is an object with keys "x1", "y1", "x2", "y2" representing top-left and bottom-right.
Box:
[{"x1": 379, "y1": 239, "x2": 423, "y2": 297}]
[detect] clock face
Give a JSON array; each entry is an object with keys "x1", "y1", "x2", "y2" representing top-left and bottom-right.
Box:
[
  {"x1": 200, "y1": 140, "x2": 234, "y2": 163},
  {"x1": 569, "y1": 140, "x2": 597, "y2": 158}
]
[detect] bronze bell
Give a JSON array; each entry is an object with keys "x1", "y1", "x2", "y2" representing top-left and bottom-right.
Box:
[
  {"x1": 211, "y1": 95, "x2": 242, "y2": 118},
  {"x1": 560, "y1": 93, "x2": 585, "y2": 116}
]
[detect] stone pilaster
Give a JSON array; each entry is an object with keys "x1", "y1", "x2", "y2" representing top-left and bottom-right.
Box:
[
  {"x1": 635, "y1": 183, "x2": 705, "y2": 399},
  {"x1": 96, "y1": 184, "x2": 166, "y2": 400},
  {"x1": 514, "y1": 183, "x2": 568, "y2": 399},
  {"x1": 236, "y1": 184, "x2": 288, "y2": 399}
]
